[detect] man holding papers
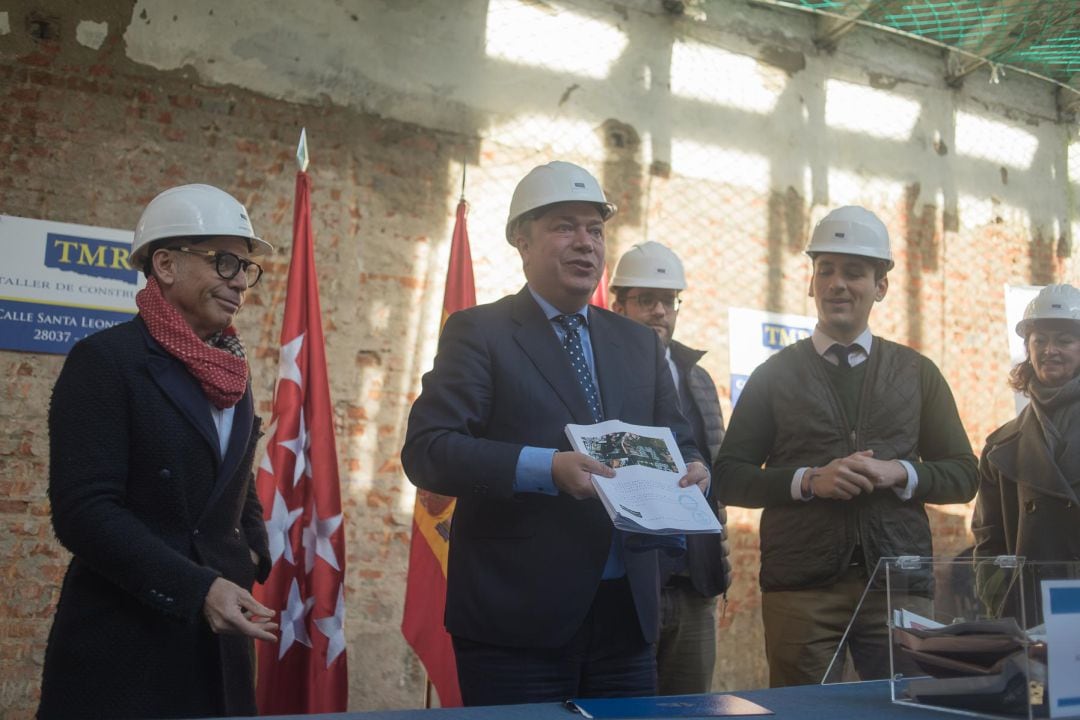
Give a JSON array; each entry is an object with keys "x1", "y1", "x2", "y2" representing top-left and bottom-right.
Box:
[
  {"x1": 402, "y1": 161, "x2": 707, "y2": 705},
  {"x1": 715, "y1": 205, "x2": 977, "y2": 688}
]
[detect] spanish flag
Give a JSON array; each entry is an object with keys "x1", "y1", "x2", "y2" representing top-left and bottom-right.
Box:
[{"x1": 400, "y1": 198, "x2": 473, "y2": 707}]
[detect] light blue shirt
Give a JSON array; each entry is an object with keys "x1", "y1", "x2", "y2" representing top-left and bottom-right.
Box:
[
  {"x1": 209, "y1": 405, "x2": 235, "y2": 457},
  {"x1": 513, "y1": 286, "x2": 624, "y2": 578},
  {"x1": 514, "y1": 287, "x2": 600, "y2": 495}
]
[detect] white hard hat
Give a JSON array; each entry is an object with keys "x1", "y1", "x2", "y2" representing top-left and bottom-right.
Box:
[
  {"x1": 131, "y1": 184, "x2": 272, "y2": 267},
  {"x1": 504, "y1": 161, "x2": 616, "y2": 244},
  {"x1": 806, "y1": 205, "x2": 893, "y2": 271},
  {"x1": 1016, "y1": 283, "x2": 1080, "y2": 337},
  {"x1": 610, "y1": 241, "x2": 686, "y2": 291}
]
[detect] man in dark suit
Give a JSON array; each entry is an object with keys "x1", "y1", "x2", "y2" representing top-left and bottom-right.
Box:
[
  {"x1": 402, "y1": 161, "x2": 709, "y2": 706},
  {"x1": 40, "y1": 185, "x2": 278, "y2": 719}
]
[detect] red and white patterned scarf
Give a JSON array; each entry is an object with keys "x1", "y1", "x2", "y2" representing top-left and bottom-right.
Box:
[{"x1": 136, "y1": 276, "x2": 248, "y2": 409}]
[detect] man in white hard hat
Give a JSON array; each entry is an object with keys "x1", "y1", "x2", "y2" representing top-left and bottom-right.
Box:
[
  {"x1": 403, "y1": 161, "x2": 709, "y2": 705},
  {"x1": 715, "y1": 205, "x2": 978, "y2": 687},
  {"x1": 39, "y1": 184, "x2": 277, "y2": 719},
  {"x1": 609, "y1": 241, "x2": 731, "y2": 696}
]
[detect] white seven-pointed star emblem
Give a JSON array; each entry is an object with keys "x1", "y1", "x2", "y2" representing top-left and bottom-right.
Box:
[
  {"x1": 303, "y1": 509, "x2": 343, "y2": 573},
  {"x1": 258, "y1": 415, "x2": 278, "y2": 476},
  {"x1": 278, "y1": 409, "x2": 309, "y2": 487},
  {"x1": 278, "y1": 333, "x2": 305, "y2": 391},
  {"x1": 278, "y1": 578, "x2": 314, "y2": 659},
  {"x1": 314, "y1": 584, "x2": 346, "y2": 667},
  {"x1": 265, "y1": 488, "x2": 303, "y2": 566}
]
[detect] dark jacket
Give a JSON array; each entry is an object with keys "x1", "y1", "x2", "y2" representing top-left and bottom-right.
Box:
[
  {"x1": 973, "y1": 405, "x2": 1080, "y2": 563},
  {"x1": 669, "y1": 340, "x2": 731, "y2": 598},
  {"x1": 717, "y1": 337, "x2": 978, "y2": 593},
  {"x1": 401, "y1": 287, "x2": 701, "y2": 648},
  {"x1": 39, "y1": 317, "x2": 271, "y2": 720}
]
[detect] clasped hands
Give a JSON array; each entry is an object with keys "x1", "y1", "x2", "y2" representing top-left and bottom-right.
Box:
[
  {"x1": 803, "y1": 449, "x2": 907, "y2": 500},
  {"x1": 552, "y1": 450, "x2": 709, "y2": 500}
]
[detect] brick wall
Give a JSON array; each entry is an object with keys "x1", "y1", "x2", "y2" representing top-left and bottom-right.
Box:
[
  {"x1": 0, "y1": 13, "x2": 473, "y2": 714},
  {"x1": 1, "y1": 1, "x2": 1077, "y2": 717}
]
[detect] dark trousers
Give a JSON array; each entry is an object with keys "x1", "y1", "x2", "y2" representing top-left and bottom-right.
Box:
[
  {"x1": 656, "y1": 577, "x2": 717, "y2": 695},
  {"x1": 452, "y1": 577, "x2": 657, "y2": 706}
]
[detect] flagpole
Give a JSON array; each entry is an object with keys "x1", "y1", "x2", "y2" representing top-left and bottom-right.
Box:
[{"x1": 422, "y1": 150, "x2": 462, "y2": 712}]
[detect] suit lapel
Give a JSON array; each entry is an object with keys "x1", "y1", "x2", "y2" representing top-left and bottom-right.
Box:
[
  {"x1": 203, "y1": 389, "x2": 256, "y2": 513},
  {"x1": 144, "y1": 335, "x2": 222, "y2": 465},
  {"x1": 511, "y1": 287, "x2": 596, "y2": 424},
  {"x1": 588, "y1": 307, "x2": 626, "y2": 421}
]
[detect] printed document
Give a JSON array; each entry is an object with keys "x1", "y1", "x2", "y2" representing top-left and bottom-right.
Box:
[{"x1": 564, "y1": 419, "x2": 721, "y2": 536}]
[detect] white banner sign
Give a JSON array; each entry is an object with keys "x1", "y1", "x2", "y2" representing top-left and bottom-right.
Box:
[
  {"x1": 0, "y1": 215, "x2": 143, "y2": 355},
  {"x1": 728, "y1": 307, "x2": 816, "y2": 406},
  {"x1": 1041, "y1": 579, "x2": 1080, "y2": 717}
]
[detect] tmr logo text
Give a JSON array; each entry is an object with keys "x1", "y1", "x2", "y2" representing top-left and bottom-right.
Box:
[
  {"x1": 44, "y1": 234, "x2": 138, "y2": 284},
  {"x1": 761, "y1": 322, "x2": 810, "y2": 350}
]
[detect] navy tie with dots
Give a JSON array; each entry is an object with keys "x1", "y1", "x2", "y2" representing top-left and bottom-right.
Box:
[
  {"x1": 828, "y1": 343, "x2": 857, "y2": 369},
  {"x1": 555, "y1": 314, "x2": 603, "y2": 423}
]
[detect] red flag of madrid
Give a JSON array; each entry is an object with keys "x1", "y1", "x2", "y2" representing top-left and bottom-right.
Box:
[
  {"x1": 254, "y1": 157, "x2": 348, "y2": 713},
  {"x1": 401, "y1": 198, "x2": 474, "y2": 708},
  {"x1": 590, "y1": 264, "x2": 610, "y2": 309}
]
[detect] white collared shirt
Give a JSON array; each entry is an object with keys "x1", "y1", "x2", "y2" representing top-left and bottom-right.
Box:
[
  {"x1": 791, "y1": 326, "x2": 918, "y2": 502},
  {"x1": 209, "y1": 405, "x2": 235, "y2": 457}
]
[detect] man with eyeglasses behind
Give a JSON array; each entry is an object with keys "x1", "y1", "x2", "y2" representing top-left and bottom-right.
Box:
[
  {"x1": 610, "y1": 241, "x2": 732, "y2": 696},
  {"x1": 39, "y1": 184, "x2": 277, "y2": 720}
]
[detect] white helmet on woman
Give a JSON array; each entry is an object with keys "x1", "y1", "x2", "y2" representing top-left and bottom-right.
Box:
[
  {"x1": 1016, "y1": 283, "x2": 1080, "y2": 337},
  {"x1": 131, "y1": 184, "x2": 272, "y2": 267}
]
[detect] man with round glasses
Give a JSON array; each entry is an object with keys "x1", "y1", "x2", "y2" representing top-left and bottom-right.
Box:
[
  {"x1": 40, "y1": 184, "x2": 277, "y2": 719},
  {"x1": 610, "y1": 241, "x2": 731, "y2": 696}
]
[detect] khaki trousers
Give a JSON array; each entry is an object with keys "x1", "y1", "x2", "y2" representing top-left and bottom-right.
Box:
[{"x1": 762, "y1": 565, "x2": 930, "y2": 688}]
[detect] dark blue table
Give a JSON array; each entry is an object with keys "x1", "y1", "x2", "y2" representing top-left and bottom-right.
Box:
[{"x1": 238, "y1": 680, "x2": 944, "y2": 719}]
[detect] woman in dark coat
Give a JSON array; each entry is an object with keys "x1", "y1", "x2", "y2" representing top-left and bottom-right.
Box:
[
  {"x1": 38, "y1": 184, "x2": 276, "y2": 719},
  {"x1": 973, "y1": 283, "x2": 1080, "y2": 619}
]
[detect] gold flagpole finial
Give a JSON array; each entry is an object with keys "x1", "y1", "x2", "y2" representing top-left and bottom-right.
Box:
[{"x1": 296, "y1": 128, "x2": 309, "y2": 172}]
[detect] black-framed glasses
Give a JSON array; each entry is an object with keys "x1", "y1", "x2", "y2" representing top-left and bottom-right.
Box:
[
  {"x1": 170, "y1": 246, "x2": 263, "y2": 287},
  {"x1": 625, "y1": 292, "x2": 681, "y2": 312}
]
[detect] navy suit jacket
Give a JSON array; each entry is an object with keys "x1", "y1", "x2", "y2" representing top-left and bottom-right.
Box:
[{"x1": 401, "y1": 286, "x2": 701, "y2": 648}]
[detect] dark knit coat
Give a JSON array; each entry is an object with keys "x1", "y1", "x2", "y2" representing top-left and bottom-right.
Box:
[
  {"x1": 716, "y1": 338, "x2": 978, "y2": 593},
  {"x1": 39, "y1": 317, "x2": 271, "y2": 720},
  {"x1": 669, "y1": 340, "x2": 731, "y2": 598}
]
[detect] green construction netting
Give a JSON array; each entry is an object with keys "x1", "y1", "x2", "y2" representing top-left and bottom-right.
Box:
[{"x1": 787, "y1": 1, "x2": 1080, "y2": 85}]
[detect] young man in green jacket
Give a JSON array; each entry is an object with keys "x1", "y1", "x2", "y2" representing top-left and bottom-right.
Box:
[{"x1": 715, "y1": 205, "x2": 978, "y2": 687}]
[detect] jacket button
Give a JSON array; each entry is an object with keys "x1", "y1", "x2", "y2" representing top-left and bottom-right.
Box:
[
  {"x1": 159, "y1": 468, "x2": 171, "y2": 479},
  {"x1": 1066, "y1": 501, "x2": 1075, "y2": 509},
  {"x1": 193, "y1": 529, "x2": 200, "y2": 537},
  {"x1": 233, "y1": 528, "x2": 240, "y2": 537},
  {"x1": 1025, "y1": 500, "x2": 1037, "y2": 514}
]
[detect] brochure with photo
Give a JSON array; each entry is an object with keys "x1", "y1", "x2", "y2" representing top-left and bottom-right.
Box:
[{"x1": 564, "y1": 419, "x2": 722, "y2": 536}]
